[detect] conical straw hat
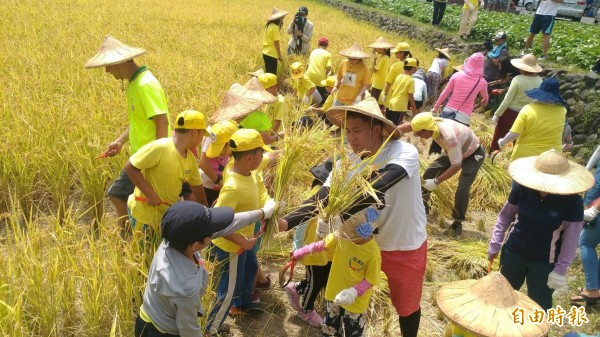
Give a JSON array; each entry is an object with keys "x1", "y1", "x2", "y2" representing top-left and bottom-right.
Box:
[
  {"x1": 84, "y1": 35, "x2": 146, "y2": 69},
  {"x1": 435, "y1": 47, "x2": 452, "y2": 60},
  {"x1": 210, "y1": 90, "x2": 263, "y2": 124},
  {"x1": 437, "y1": 272, "x2": 550, "y2": 337},
  {"x1": 231, "y1": 77, "x2": 277, "y2": 104},
  {"x1": 509, "y1": 149, "x2": 593, "y2": 195},
  {"x1": 327, "y1": 97, "x2": 400, "y2": 140},
  {"x1": 248, "y1": 68, "x2": 265, "y2": 77},
  {"x1": 367, "y1": 36, "x2": 394, "y2": 49},
  {"x1": 267, "y1": 7, "x2": 289, "y2": 21},
  {"x1": 511, "y1": 54, "x2": 543, "y2": 73},
  {"x1": 339, "y1": 43, "x2": 371, "y2": 60}
]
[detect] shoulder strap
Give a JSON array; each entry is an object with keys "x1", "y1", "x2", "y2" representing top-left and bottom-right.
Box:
[{"x1": 456, "y1": 77, "x2": 481, "y2": 112}]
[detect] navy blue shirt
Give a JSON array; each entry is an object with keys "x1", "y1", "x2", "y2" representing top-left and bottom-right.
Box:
[{"x1": 505, "y1": 183, "x2": 583, "y2": 264}]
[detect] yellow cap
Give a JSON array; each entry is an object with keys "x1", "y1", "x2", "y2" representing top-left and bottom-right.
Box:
[
  {"x1": 411, "y1": 112, "x2": 439, "y2": 133},
  {"x1": 404, "y1": 58, "x2": 418, "y2": 68},
  {"x1": 206, "y1": 120, "x2": 239, "y2": 158},
  {"x1": 391, "y1": 42, "x2": 410, "y2": 53},
  {"x1": 174, "y1": 110, "x2": 207, "y2": 130},
  {"x1": 289, "y1": 62, "x2": 305, "y2": 79},
  {"x1": 230, "y1": 129, "x2": 273, "y2": 153},
  {"x1": 320, "y1": 76, "x2": 336, "y2": 87},
  {"x1": 258, "y1": 73, "x2": 277, "y2": 89}
]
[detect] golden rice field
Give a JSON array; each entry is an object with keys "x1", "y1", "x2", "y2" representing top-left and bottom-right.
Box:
[{"x1": 1, "y1": 0, "x2": 599, "y2": 336}]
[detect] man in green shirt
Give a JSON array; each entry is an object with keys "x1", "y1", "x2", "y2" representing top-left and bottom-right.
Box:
[{"x1": 85, "y1": 36, "x2": 170, "y2": 230}]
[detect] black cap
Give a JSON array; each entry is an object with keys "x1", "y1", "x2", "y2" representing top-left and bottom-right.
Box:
[
  {"x1": 161, "y1": 201, "x2": 234, "y2": 246},
  {"x1": 299, "y1": 6, "x2": 308, "y2": 14}
]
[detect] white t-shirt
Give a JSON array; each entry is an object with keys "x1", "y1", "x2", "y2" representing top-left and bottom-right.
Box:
[
  {"x1": 324, "y1": 140, "x2": 427, "y2": 251},
  {"x1": 413, "y1": 78, "x2": 428, "y2": 102},
  {"x1": 428, "y1": 57, "x2": 449, "y2": 75},
  {"x1": 536, "y1": 0, "x2": 561, "y2": 16}
]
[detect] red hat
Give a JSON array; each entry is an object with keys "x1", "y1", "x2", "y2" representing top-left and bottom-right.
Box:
[{"x1": 318, "y1": 37, "x2": 329, "y2": 46}]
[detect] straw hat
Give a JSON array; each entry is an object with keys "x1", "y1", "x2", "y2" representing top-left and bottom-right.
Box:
[
  {"x1": 231, "y1": 77, "x2": 277, "y2": 104},
  {"x1": 339, "y1": 43, "x2": 371, "y2": 60},
  {"x1": 509, "y1": 149, "x2": 593, "y2": 195},
  {"x1": 435, "y1": 47, "x2": 452, "y2": 60},
  {"x1": 248, "y1": 68, "x2": 265, "y2": 77},
  {"x1": 335, "y1": 207, "x2": 379, "y2": 241},
  {"x1": 437, "y1": 272, "x2": 550, "y2": 337},
  {"x1": 452, "y1": 65, "x2": 463, "y2": 72},
  {"x1": 367, "y1": 36, "x2": 394, "y2": 49},
  {"x1": 267, "y1": 7, "x2": 289, "y2": 21},
  {"x1": 84, "y1": 35, "x2": 146, "y2": 69},
  {"x1": 511, "y1": 54, "x2": 543, "y2": 73},
  {"x1": 210, "y1": 90, "x2": 263, "y2": 124},
  {"x1": 326, "y1": 97, "x2": 400, "y2": 140}
]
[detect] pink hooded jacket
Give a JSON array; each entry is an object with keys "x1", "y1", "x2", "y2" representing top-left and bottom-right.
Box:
[{"x1": 434, "y1": 52, "x2": 489, "y2": 116}]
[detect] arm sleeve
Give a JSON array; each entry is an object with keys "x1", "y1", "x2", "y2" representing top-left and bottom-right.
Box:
[
  {"x1": 301, "y1": 22, "x2": 313, "y2": 43},
  {"x1": 488, "y1": 202, "x2": 518, "y2": 255},
  {"x1": 478, "y1": 80, "x2": 489, "y2": 102},
  {"x1": 434, "y1": 76, "x2": 455, "y2": 110},
  {"x1": 139, "y1": 82, "x2": 169, "y2": 119},
  {"x1": 212, "y1": 210, "x2": 262, "y2": 238},
  {"x1": 352, "y1": 279, "x2": 374, "y2": 296},
  {"x1": 495, "y1": 78, "x2": 518, "y2": 117},
  {"x1": 553, "y1": 221, "x2": 584, "y2": 276},
  {"x1": 586, "y1": 145, "x2": 600, "y2": 170},
  {"x1": 173, "y1": 296, "x2": 202, "y2": 337},
  {"x1": 283, "y1": 186, "x2": 330, "y2": 230}
]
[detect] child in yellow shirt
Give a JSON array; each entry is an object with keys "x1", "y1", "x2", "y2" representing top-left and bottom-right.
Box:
[
  {"x1": 289, "y1": 62, "x2": 316, "y2": 105},
  {"x1": 291, "y1": 207, "x2": 382, "y2": 336},
  {"x1": 385, "y1": 58, "x2": 418, "y2": 125}
]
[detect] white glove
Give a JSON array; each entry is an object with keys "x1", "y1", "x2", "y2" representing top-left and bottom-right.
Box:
[
  {"x1": 316, "y1": 215, "x2": 343, "y2": 238},
  {"x1": 467, "y1": 1, "x2": 475, "y2": 11},
  {"x1": 547, "y1": 271, "x2": 567, "y2": 290},
  {"x1": 261, "y1": 199, "x2": 284, "y2": 219},
  {"x1": 302, "y1": 95, "x2": 310, "y2": 105},
  {"x1": 423, "y1": 178, "x2": 439, "y2": 192},
  {"x1": 491, "y1": 115, "x2": 498, "y2": 126},
  {"x1": 333, "y1": 287, "x2": 358, "y2": 305},
  {"x1": 584, "y1": 206, "x2": 600, "y2": 222}
]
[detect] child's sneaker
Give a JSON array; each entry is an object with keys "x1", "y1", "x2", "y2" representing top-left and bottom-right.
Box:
[
  {"x1": 297, "y1": 309, "x2": 323, "y2": 327},
  {"x1": 255, "y1": 276, "x2": 272, "y2": 290},
  {"x1": 251, "y1": 289, "x2": 261, "y2": 304},
  {"x1": 284, "y1": 282, "x2": 302, "y2": 312}
]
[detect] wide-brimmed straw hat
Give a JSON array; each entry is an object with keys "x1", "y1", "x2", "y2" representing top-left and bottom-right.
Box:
[
  {"x1": 335, "y1": 207, "x2": 379, "y2": 241},
  {"x1": 326, "y1": 98, "x2": 400, "y2": 140},
  {"x1": 339, "y1": 43, "x2": 371, "y2": 60},
  {"x1": 367, "y1": 36, "x2": 394, "y2": 49},
  {"x1": 437, "y1": 272, "x2": 550, "y2": 337},
  {"x1": 435, "y1": 47, "x2": 452, "y2": 60},
  {"x1": 511, "y1": 54, "x2": 543, "y2": 73},
  {"x1": 525, "y1": 78, "x2": 565, "y2": 104},
  {"x1": 231, "y1": 77, "x2": 277, "y2": 104},
  {"x1": 85, "y1": 35, "x2": 146, "y2": 69},
  {"x1": 248, "y1": 68, "x2": 265, "y2": 77},
  {"x1": 210, "y1": 90, "x2": 263, "y2": 124},
  {"x1": 509, "y1": 149, "x2": 593, "y2": 195},
  {"x1": 267, "y1": 7, "x2": 289, "y2": 21}
]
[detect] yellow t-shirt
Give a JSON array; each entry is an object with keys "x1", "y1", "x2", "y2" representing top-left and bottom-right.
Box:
[
  {"x1": 509, "y1": 102, "x2": 566, "y2": 161},
  {"x1": 463, "y1": 0, "x2": 480, "y2": 9},
  {"x1": 388, "y1": 74, "x2": 414, "y2": 111},
  {"x1": 264, "y1": 94, "x2": 286, "y2": 131},
  {"x1": 292, "y1": 75, "x2": 316, "y2": 99},
  {"x1": 127, "y1": 67, "x2": 171, "y2": 154},
  {"x1": 212, "y1": 170, "x2": 270, "y2": 253},
  {"x1": 262, "y1": 23, "x2": 281, "y2": 59},
  {"x1": 371, "y1": 55, "x2": 390, "y2": 90},
  {"x1": 127, "y1": 138, "x2": 202, "y2": 228},
  {"x1": 324, "y1": 234, "x2": 381, "y2": 314},
  {"x1": 385, "y1": 60, "x2": 404, "y2": 85},
  {"x1": 306, "y1": 48, "x2": 333, "y2": 86},
  {"x1": 336, "y1": 60, "x2": 371, "y2": 104}
]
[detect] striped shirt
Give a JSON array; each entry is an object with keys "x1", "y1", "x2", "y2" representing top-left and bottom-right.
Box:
[{"x1": 434, "y1": 119, "x2": 480, "y2": 165}]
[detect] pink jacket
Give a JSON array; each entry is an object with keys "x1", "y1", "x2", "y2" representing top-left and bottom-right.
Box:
[{"x1": 434, "y1": 52, "x2": 489, "y2": 115}]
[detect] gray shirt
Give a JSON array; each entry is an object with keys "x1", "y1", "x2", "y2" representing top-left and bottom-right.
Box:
[{"x1": 483, "y1": 48, "x2": 508, "y2": 81}]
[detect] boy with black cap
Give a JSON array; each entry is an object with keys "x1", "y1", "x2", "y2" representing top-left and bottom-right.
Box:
[
  {"x1": 205, "y1": 129, "x2": 277, "y2": 334},
  {"x1": 125, "y1": 110, "x2": 208, "y2": 233},
  {"x1": 135, "y1": 201, "x2": 278, "y2": 337}
]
